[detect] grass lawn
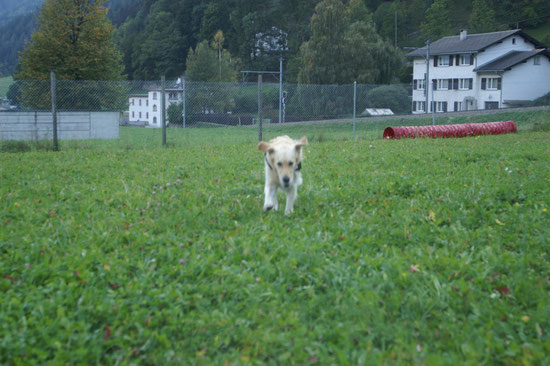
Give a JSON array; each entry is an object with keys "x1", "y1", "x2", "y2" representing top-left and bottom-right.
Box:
[
  {"x1": 1, "y1": 115, "x2": 550, "y2": 364},
  {"x1": 0, "y1": 76, "x2": 14, "y2": 98}
]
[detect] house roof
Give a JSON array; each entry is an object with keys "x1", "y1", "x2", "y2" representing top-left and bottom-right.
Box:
[
  {"x1": 405, "y1": 29, "x2": 546, "y2": 57},
  {"x1": 474, "y1": 49, "x2": 550, "y2": 71}
]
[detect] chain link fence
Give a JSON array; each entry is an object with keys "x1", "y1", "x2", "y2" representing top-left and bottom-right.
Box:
[{"x1": 2, "y1": 74, "x2": 549, "y2": 148}]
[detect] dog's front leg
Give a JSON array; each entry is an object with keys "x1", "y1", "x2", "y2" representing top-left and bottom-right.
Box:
[
  {"x1": 263, "y1": 183, "x2": 278, "y2": 211},
  {"x1": 284, "y1": 185, "x2": 298, "y2": 215}
]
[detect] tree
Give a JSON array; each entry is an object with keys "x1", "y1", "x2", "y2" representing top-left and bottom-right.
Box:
[
  {"x1": 365, "y1": 84, "x2": 410, "y2": 114},
  {"x1": 167, "y1": 102, "x2": 183, "y2": 127},
  {"x1": 185, "y1": 34, "x2": 240, "y2": 82},
  {"x1": 14, "y1": 0, "x2": 125, "y2": 110},
  {"x1": 16, "y1": 0, "x2": 123, "y2": 81},
  {"x1": 298, "y1": 0, "x2": 402, "y2": 85},
  {"x1": 469, "y1": 0, "x2": 498, "y2": 33},
  {"x1": 421, "y1": 0, "x2": 453, "y2": 41},
  {"x1": 131, "y1": 11, "x2": 187, "y2": 79}
]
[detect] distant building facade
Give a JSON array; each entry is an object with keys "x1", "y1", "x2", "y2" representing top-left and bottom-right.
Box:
[
  {"x1": 406, "y1": 29, "x2": 550, "y2": 114},
  {"x1": 128, "y1": 83, "x2": 183, "y2": 127}
]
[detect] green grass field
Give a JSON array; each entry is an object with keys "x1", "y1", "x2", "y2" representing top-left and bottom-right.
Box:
[{"x1": 1, "y1": 113, "x2": 550, "y2": 364}]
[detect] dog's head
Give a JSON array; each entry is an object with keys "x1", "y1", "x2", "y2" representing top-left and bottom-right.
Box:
[{"x1": 258, "y1": 136, "x2": 308, "y2": 188}]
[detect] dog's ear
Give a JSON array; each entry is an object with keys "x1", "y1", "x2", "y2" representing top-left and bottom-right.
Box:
[
  {"x1": 257, "y1": 141, "x2": 270, "y2": 152},
  {"x1": 295, "y1": 136, "x2": 308, "y2": 151}
]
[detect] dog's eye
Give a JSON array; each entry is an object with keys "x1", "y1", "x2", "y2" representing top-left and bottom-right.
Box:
[
  {"x1": 277, "y1": 162, "x2": 282, "y2": 167},
  {"x1": 288, "y1": 161, "x2": 294, "y2": 166}
]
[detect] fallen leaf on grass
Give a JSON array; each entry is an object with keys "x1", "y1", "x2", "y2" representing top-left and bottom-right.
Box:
[
  {"x1": 104, "y1": 325, "x2": 112, "y2": 340},
  {"x1": 408, "y1": 264, "x2": 420, "y2": 273},
  {"x1": 495, "y1": 219, "x2": 506, "y2": 226},
  {"x1": 496, "y1": 286, "x2": 511, "y2": 295}
]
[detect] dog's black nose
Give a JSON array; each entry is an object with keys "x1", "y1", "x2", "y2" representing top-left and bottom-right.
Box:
[{"x1": 283, "y1": 176, "x2": 290, "y2": 184}]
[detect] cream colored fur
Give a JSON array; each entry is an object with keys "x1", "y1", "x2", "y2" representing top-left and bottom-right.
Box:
[{"x1": 258, "y1": 135, "x2": 308, "y2": 215}]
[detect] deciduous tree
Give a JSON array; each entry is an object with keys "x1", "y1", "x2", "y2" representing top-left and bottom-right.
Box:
[{"x1": 16, "y1": 0, "x2": 123, "y2": 81}]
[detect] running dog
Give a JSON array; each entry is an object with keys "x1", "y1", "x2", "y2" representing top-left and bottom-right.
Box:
[{"x1": 257, "y1": 135, "x2": 308, "y2": 215}]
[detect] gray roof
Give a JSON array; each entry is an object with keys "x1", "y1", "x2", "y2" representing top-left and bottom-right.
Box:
[
  {"x1": 474, "y1": 49, "x2": 550, "y2": 71},
  {"x1": 405, "y1": 30, "x2": 545, "y2": 57}
]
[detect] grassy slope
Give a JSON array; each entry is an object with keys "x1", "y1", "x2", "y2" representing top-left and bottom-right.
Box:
[
  {"x1": 0, "y1": 76, "x2": 14, "y2": 98},
  {"x1": 1, "y1": 116, "x2": 549, "y2": 364}
]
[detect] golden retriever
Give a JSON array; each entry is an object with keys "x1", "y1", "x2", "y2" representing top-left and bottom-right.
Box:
[{"x1": 258, "y1": 135, "x2": 308, "y2": 215}]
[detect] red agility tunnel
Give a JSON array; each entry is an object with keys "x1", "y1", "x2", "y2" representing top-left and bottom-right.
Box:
[{"x1": 383, "y1": 121, "x2": 517, "y2": 139}]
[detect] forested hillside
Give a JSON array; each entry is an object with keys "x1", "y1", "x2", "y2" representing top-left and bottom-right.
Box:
[{"x1": 1, "y1": 0, "x2": 549, "y2": 81}]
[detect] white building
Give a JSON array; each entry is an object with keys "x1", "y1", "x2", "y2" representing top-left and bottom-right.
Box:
[
  {"x1": 406, "y1": 29, "x2": 550, "y2": 114},
  {"x1": 128, "y1": 83, "x2": 183, "y2": 127}
]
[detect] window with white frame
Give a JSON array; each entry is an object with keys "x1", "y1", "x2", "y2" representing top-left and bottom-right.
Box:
[
  {"x1": 455, "y1": 102, "x2": 463, "y2": 111},
  {"x1": 486, "y1": 78, "x2": 499, "y2": 90},
  {"x1": 438, "y1": 55, "x2": 450, "y2": 66},
  {"x1": 153, "y1": 92, "x2": 157, "y2": 100},
  {"x1": 415, "y1": 101, "x2": 426, "y2": 112},
  {"x1": 139, "y1": 99, "x2": 142, "y2": 106},
  {"x1": 436, "y1": 101, "x2": 447, "y2": 112},
  {"x1": 459, "y1": 54, "x2": 471, "y2": 65},
  {"x1": 146, "y1": 100, "x2": 149, "y2": 106},
  {"x1": 459, "y1": 78, "x2": 472, "y2": 90},
  {"x1": 437, "y1": 79, "x2": 450, "y2": 90},
  {"x1": 131, "y1": 99, "x2": 134, "y2": 106},
  {"x1": 153, "y1": 105, "x2": 157, "y2": 112},
  {"x1": 417, "y1": 79, "x2": 425, "y2": 90}
]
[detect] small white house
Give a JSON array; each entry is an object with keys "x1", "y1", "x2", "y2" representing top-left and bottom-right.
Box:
[
  {"x1": 128, "y1": 82, "x2": 183, "y2": 127},
  {"x1": 406, "y1": 29, "x2": 550, "y2": 113}
]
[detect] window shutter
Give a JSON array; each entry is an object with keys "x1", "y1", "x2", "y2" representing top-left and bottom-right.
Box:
[
  {"x1": 454, "y1": 102, "x2": 458, "y2": 111},
  {"x1": 449, "y1": 56, "x2": 453, "y2": 66},
  {"x1": 481, "y1": 78, "x2": 486, "y2": 90},
  {"x1": 469, "y1": 78, "x2": 473, "y2": 90},
  {"x1": 497, "y1": 78, "x2": 502, "y2": 90},
  {"x1": 470, "y1": 54, "x2": 474, "y2": 65},
  {"x1": 433, "y1": 79, "x2": 437, "y2": 90},
  {"x1": 453, "y1": 79, "x2": 459, "y2": 90},
  {"x1": 413, "y1": 102, "x2": 417, "y2": 112},
  {"x1": 443, "y1": 102, "x2": 447, "y2": 112},
  {"x1": 434, "y1": 56, "x2": 438, "y2": 67},
  {"x1": 413, "y1": 80, "x2": 417, "y2": 90}
]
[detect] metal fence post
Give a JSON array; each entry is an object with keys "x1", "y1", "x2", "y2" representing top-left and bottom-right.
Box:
[
  {"x1": 182, "y1": 75, "x2": 186, "y2": 129},
  {"x1": 279, "y1": 56, "x2": 283, "y2": 124},
  {"x1": 161, "y1": 75, "x2": 166, "y2": 146},
  {"x1": 258, "y1": 75, "x2": 263, "y2": 141},
  {"x1": 50, "y1": 71, "x2": 58, "y2": 151},
  {"x1": 353, "y1": 81, "x2": 357, "y2": 141}
]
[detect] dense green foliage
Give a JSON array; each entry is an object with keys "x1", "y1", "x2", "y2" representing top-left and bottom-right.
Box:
[
  {"x1": 185, "y1": 33, "x2": 241, "y2": 82},
  {"x1": 2, "y1": 0, "x2": 549, "y2": 80},
  {"x1": 16, "y1": 0, "x2": 124, "y2": 81},
  {"x1": 1, "y1": 114, "x2": 549, "y2": 363},
  {"x1": 14, "y1": 0, "x2": 125, "y2": 110}
]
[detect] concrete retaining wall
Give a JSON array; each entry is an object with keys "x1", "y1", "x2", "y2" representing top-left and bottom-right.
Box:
[{"x1": 0, "y1": 111, "x2": 120, "y2": 141}]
